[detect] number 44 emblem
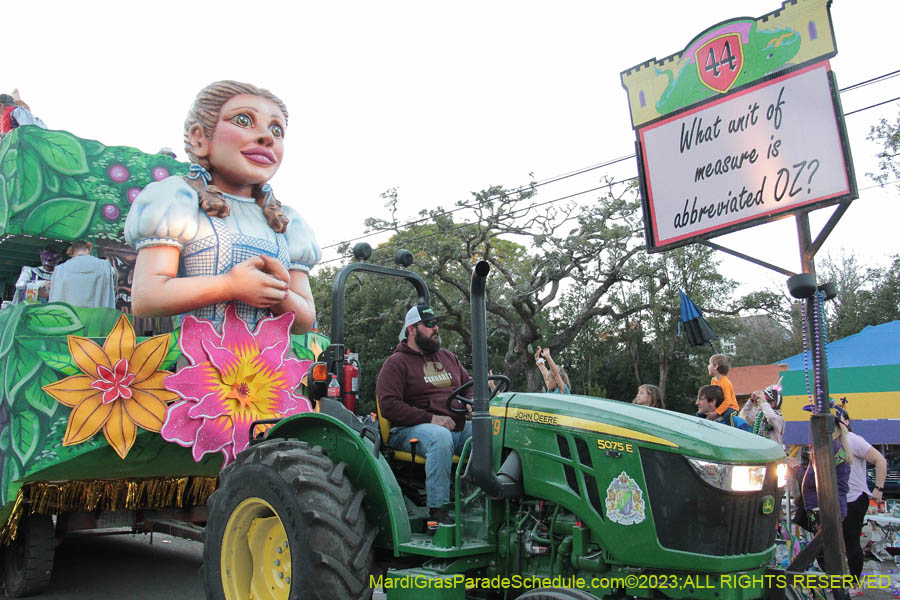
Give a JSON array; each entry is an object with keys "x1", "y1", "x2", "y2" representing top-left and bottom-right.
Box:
[{"x1": 695, "y1": 33, "x2": 744, "y2": 94}]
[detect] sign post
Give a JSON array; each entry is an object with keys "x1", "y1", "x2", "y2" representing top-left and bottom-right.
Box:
[{"x1": 621, "y1": 0, "x2": 857, "y2": 583}]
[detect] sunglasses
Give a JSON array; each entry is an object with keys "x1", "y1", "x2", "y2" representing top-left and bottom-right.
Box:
[{"x1": 419, "y1": 320, "x2": 438, "y2": 328}]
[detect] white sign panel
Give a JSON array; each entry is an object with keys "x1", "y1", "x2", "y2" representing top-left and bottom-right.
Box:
[{"x1": 639, "y1": 63, "x2": 851, "y2": 250}]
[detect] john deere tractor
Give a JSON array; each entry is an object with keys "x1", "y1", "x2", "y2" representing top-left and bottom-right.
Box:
[{"x1": 202, "y1": 258, "x2": 787, "y2": 600}]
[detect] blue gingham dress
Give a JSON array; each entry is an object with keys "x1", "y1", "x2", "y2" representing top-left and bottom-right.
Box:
[{"x1": 124, "y1": 176, "x2": 320, "y2": 330}]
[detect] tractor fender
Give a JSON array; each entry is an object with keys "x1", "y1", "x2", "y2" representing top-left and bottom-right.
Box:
[{"x1": 262, "y1": 412, "x2": 412, "y2": 553}]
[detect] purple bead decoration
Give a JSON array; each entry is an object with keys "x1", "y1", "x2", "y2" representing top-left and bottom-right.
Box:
[
  {"x1": 107, "y1": 164, "x2": 130, "y2": 183},
  {"x1": 127, "y1": 187, "x2": 141, "y2": 204},
  {"x1": 152, "y1": 166, "x2": 169, "y2": 181},
  {"x1": 102, "y1": 204, "x2": 121, "y2": 221}
]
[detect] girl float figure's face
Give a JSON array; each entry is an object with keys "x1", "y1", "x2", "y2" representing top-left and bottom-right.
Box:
[
  {"x1": 634, "y1": 387, "x2": 652, "y2": 406},
  {"x1": 195, "y1": 94, "x2": 286, "y2": 197}
]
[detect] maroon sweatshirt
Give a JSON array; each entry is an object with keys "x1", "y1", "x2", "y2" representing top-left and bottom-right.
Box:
[{"x1": 376, "y1": 340, "x2": 472, "y2": 432}]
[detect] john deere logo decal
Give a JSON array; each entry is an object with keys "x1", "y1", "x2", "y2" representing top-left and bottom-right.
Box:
[
  {"x1": 605, "y1": 472, "x2": 646, "y2": 525},
  {"x1": 695, "y1": 33, "x2": 744, "y2": 93},
  {"x1": 761, "y1": 495, "x2": 775, "y2": 515}
]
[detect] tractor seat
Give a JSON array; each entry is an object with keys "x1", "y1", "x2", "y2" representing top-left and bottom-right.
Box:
[{"x1": 375, "y1": 397, "x2": 460, "y2": 464}]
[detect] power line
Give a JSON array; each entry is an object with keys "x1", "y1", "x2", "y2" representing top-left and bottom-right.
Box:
[{"x1": 318, "y1": 69, "x2": 900, "y2": 256}]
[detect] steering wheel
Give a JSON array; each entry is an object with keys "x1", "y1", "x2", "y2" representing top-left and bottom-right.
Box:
[{"x1": 446, "y1": 375, "x2": 510, "y2": 414}]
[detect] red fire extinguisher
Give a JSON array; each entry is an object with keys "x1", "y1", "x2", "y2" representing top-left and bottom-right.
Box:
[{"x1": 342, "y1": 349, "x2": 359, "y2": 413}]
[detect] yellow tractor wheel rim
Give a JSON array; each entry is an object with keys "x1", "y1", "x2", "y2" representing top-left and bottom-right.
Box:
[{"x1": 221, "y1": 497, "x2": 292, "y2": 600}]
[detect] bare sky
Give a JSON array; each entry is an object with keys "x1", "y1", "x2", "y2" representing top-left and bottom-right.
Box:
[{"x1": 7, "y1": 0, "x2": 899, "y2": 292}]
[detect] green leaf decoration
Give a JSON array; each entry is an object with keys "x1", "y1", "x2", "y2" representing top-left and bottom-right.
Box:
[
  {"x1": 22, "y1": 128, "x2": 88, "y2": 175},
  {"x1": 5, "y1": 174, "x2": 13, "y2": 200},
  {"x1": 45, "y1": 170, "x2": 60, "y2": 193},
  {"x1": 10, "y1": 410, "x2": 38, "y2": 469},
  {"x1": 0, "y1": 147, "x2": 17, "y2": 179},
  {"x1": 12, "y1": 147, "x2": 43, "y2": 212},
  {"x1": 35, "y1": 348, "x2": 80, "y2": 377},
  {"x1": 22, "y1": 198, "x2": 95, "y2": 238},
  {"x1": 5, "y1": 346, "x2": 43, "y2": 409},
  {"x1": 83, "y1": 140, "x2": 106, "y2": 156},
  {"x1": 61, "y1": 177, "x2": 83, "y2": 196},
  {"x1": 0, "y1": 303, "x2": 24, "y2": 360},
  {"x1": 160, "y1": 330, "x2": 182, "y2": 370},
  {"x1": 25, "y1": 369, "x2": 59, "y2": 418},
  {"x1": 0, "y1": 128, "x2": 17, "y2": 156},
  {"x1": 3, "y1": 455, "x2": 21, "y2": 505},
  {"x1": 0, "y1": 173, "x2": 8, "y2": 232},
  {"x1": 22, "y1": 303, "x2": 83, "y2": 335},
  {"x1": 0, "y1": 424, "x2": 9, "y2": 452}
]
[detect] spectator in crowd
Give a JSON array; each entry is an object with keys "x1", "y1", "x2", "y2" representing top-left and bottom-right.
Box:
[
  {"x1": 739, "y1": 382, "x2": 785, "y2": 445},
  {"x1": 633, "y1": 384, "x2": 665, "y2": 409},
  {"x1": 705, "y1": 354, "x2": 739, "y2": 420},
  {"x1": 695, "y1": 384, "x2": 750, "y2": 431},
  {"x1": 535, "y1": 346, "x2": 570, "y2": 394},
  {"x1": 49, "y1": 241, "x2": 116, "y2": 308},
  {"x1": 793, "y1": 403, "x2": 852, "y2": 535},
  {"x1": 13, "y1": 245, "x2": 62, "y2": 304},
  {"x1": 838, "y1": 406, "x2": 886, "y2": 593},
  {"x1": 0, "y1": 90, "x2": 47, "y2": 137}
]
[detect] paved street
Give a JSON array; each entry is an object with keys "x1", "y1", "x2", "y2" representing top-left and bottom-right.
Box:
[{"x1": 40, "y1": 532, "x2": 204, "y2": 599}]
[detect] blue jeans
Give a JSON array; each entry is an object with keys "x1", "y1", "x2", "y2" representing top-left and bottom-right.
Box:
[{"x1": 388, "y1": 421, "x2": 471, "y2": 508}]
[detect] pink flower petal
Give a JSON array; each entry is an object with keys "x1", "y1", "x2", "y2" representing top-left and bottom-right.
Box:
[
  {"x1": 179, "y1": 316, "x2": 221, "y2": 365},
  {"x1": 264, "y1": 388, "x2": 302, "y2": 416},
  {"x1": 253, "y1": 312, "x2": 294, "y2": 345},
  {"x1": 165, "y1": 363, "x2": 219, "y2": 401},
  {"x1": 201, "y1": 340, "x2": 240, "y2": 376},
  {"x1": 188, "y1": 391, "x2": 231, "y2": 419},
  {"x1": 277, "y1": 357, "x2": 307, "y2": 389},
  {"x1": 161, "y1": 400, "x2": 202, "y2": 446},
  {"x1": 230, "y1": 412, "x2": 254, "y2": 459},
  {"x1": 221, "y1": 304, "x2": 256, "y2": 354},
  {"x1": 114, "y1": 358, "x2": 129, "y2": 381},
  {"x1": 193, "y1": 416, "x2": 233, "y2": 462},
  {"x1": 257, "y1": 339, "x2": 288, "y2": 373},
  {"x1": 96, "y1": 364, "x2": 114, "y2": 381},
  {"x1": 91, "y1": 379, "x2": 116, "y2": 392}
]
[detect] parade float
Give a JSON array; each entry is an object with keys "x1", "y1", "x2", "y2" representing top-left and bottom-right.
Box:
[{"x1": 0, "y1": 122, "x2": 326, "y2": 596}]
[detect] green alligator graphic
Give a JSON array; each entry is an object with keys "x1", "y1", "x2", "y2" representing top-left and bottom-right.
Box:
[{"x1": 656, "y1": 20, "x2": 801, "y2": 115}]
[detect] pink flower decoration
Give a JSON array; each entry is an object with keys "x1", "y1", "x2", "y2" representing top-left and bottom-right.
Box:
[
  {"x1": 90, "y1": 358, "x2": 136, "y2": 404},
  {"x1": 161, "y1": 304, "x2": 312, "y2": 465}
]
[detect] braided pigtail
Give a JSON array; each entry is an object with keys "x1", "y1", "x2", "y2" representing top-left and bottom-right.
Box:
[
  {"x1": 184, "y1": 164, "x2": 230, "y2": 218},
  {"x1": 255, "y1": 184, "x2": 289, "y2": 233}
]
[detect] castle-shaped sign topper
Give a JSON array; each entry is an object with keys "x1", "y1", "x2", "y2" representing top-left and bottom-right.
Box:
[{"x1": 621, "y1": 0, "x2": 837, "y2": 129}]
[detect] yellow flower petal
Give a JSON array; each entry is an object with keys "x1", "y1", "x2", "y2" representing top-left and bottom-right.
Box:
[
  {"x1": 63, "y1": 395, "x2": 113, "y2": 446},
  {"x1": 130, "y1": 334, "x2": 170, "y2": 383},
  {"x1": 103, "y1": 401, "x2": 137, "y2": 459},
  {"x1": 102, "y1": 314, "x2": 136, "y2": 363},
  {"x1": 124, "y1": 391, "x2": 168, "y2": 432},
  {"x1": 132, "y1": 371, "x2": 178, "y2": 402},
  {"x1": 42, "y1": 375, "x2": 101, "y2": 407},
  {"x1": 68, "y1": 336, "x2": 112, "y2": 379}
]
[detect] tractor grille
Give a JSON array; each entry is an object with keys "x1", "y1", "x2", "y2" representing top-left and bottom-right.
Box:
[{"x1": 640, "y1": 448, "x2": 780, "y2": 556}]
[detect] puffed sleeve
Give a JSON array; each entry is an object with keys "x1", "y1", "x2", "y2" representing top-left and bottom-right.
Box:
[
  {"x1": 282, "y1": 205, "x2": 321, "y2": 272},
  {"x1": 124, "y1": 177, "x2": 203, "y2": 250}
]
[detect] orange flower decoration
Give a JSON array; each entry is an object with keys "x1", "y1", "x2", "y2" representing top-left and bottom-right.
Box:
[{"x1": 42, "y1": 314, "x2": 177, "y2": 459}]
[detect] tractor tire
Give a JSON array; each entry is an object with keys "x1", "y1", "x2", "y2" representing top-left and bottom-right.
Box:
[
  {"x1": 203, "y1": 440, "x2": 376, "y2": 600},
  {"x1": 517, "y1": 588, "x2": 601, "y2": 600},
  {"x1": 1, "y1": 514, "x2": 55, "y2": 598}
]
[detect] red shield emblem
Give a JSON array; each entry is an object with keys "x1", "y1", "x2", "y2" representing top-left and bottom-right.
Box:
[{"x1": 695, "y1": 33, "x2": 744, "y2": 94}]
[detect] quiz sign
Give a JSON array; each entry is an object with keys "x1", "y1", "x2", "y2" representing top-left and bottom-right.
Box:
[
  {"x1": 640, "y1": 63, "x2": 850, "y2": 249},
  {"x1": 620, "y1": 0, "x2": 856, "y2": 252}
]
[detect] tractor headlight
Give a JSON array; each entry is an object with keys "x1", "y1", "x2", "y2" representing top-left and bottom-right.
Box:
[
  {"x1": 687, "y1": 458, "x2": 766, "y2": 492},
  {"x1": 776, "y1": 462, "x2": 788, "y2": 488}
]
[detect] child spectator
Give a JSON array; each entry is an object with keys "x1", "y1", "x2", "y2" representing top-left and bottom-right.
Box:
[
  {"x1": 633, "y1": 384, "x2": 665, "y2": 408},
  {"x1": 706, "y1": 354, "x2": 739, "y2": 419}
]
